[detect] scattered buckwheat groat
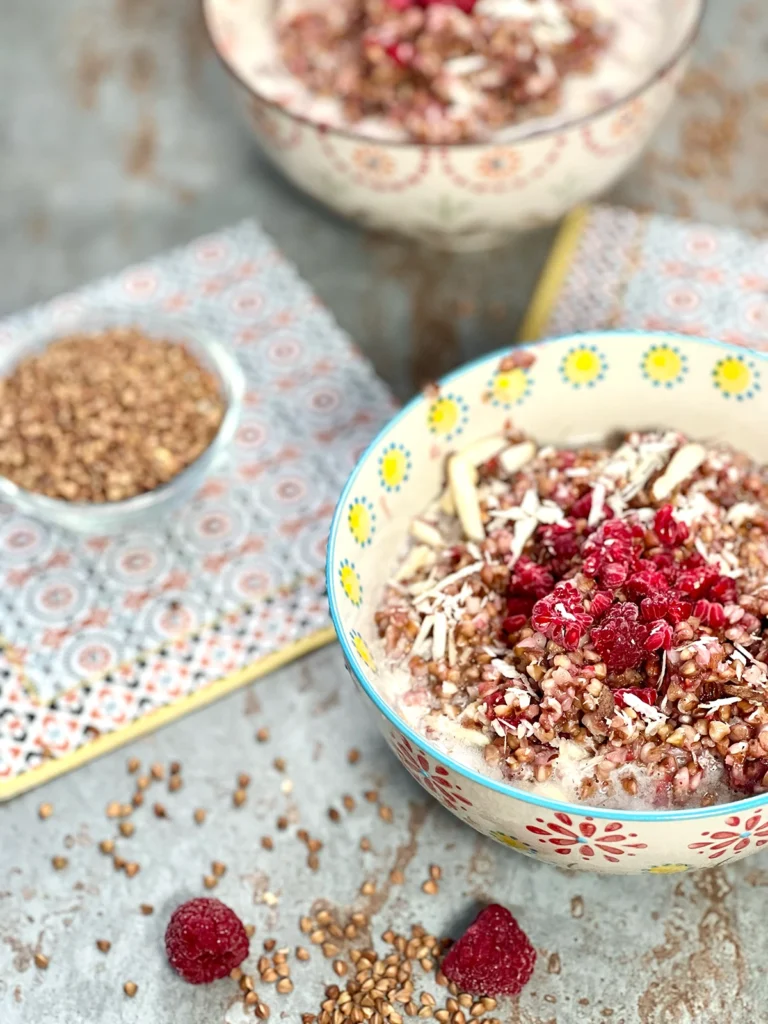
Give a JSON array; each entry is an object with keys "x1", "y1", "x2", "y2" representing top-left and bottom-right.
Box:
[{"x1": 165, "y1": 898, "x2": 250, "y2": 984}]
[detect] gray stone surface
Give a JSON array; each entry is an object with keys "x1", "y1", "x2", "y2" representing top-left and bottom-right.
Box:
[{"x1": 2, "y1": 1, "x2": 768, "y2": 1022}]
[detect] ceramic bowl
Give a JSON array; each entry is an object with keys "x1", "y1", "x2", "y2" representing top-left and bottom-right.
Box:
[
  {"x1": 204, "y1": 0, "x2": 702, "y2": 251},
  {"x1": 0, "y1": 310, "x2": 245, "y2": 534},
  {"x1": 327, "y1": 331, "x2": 768, "y2": 874}
]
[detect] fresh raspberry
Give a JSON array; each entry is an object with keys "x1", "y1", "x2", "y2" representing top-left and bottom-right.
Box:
[
  {"x1": 531, "y1": 582, "x2": 592, "y2": 650},
  {"x1": 625, "y1": 569, "x2": 669, "y2": 600},
  {"x1": 676, "y1": 564, "x2": 719, "y2": 600},
  {"x1": 505, "y1": 595, "x2": 536, "y2": 618},
  {"x1": 694, "y1": 599, "x2": 726, "y2": 628},
  {"x1": 582, "y1": 520, "x2": 642, "y2": 588},
  {"x1": 502, "y1": 614, "x2": 528, "y2": 633},
  {"x1": 645, "y1": 619, "x2": 674, "y2": 652},
  {"x1": 614, "y1": 687, "x2": 657, "y2": 709},
  {"x1": 165, "y1": 898, "x2": 249, "y2": 984},
  {"x1": 665, "y1": 597, "x2": 693, "y2": 624},
  {"x1": 653, "y1": 505, "x2": 689, "y2": 547},
  {"x1": 538, "y1": 521, "x2": 581, "y2": 573},
  {"x1": 442, "y1": 904, "x2": 536, "y2": 997},
  {"x1": 588, "y1": 590, "x2": 613, "y2": 618},
  {"x1": 508, "y1": 557, "x2": 554, "y2": 599},
  {"x1": 569, "y1": 489, "x2": 614, "y2": 522},
  {"x1": 590, "y1": 603, "x2": 649, "y2": 672},
  {"x1": 709, "y1": 575, "x2": 737, "y2": 604}
]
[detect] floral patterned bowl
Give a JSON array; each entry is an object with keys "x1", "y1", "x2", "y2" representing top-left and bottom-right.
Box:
[
  {"x1": 327, "y1": 331, "x2": 768, "y2": 874},
  {"x1": 204, "y1": 0, "x2": 702, "y2": 251}
]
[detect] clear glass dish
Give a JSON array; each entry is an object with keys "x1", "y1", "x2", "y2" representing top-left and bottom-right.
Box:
[{"x1": 0, "y1": 309, "x2": 245, "y2": 534}]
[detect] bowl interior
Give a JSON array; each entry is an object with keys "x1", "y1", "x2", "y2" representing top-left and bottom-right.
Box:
[
  {"x1": 205, "y1": 0, "x2": 702, "y2": 144},
  {"x1": 328, "y1": 331, "x2": 767, "y2": 807}
]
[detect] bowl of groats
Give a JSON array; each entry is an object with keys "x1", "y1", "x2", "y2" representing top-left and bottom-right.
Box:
[
  {"x1": 204, "y1": 0, "x2": 703, "y2": 249},
  {"x1": 328, "y1": 331, "x2": 768, "y2": 873},
  {"x1": 0, "y1": 314, "x2": 244, "y2": 533}
]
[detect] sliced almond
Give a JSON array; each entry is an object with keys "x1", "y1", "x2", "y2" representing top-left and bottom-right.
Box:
[
  {"x1": 499, "y1": 441, "x2": 536, "y2": 477},
  {"x1": 410, "y1": 519, "x2": 445, "y2": 549},
  {"x1": 394, "y1": 544, "x2": 435, "y2": 582},
  {"x1": 448, "y1": 455, "x2": 485, "y2": 542},
  {"x1": 651, "y1": 443, "x2": 706, "y2": 501},
  {"x1": 459, "y1": 434, "x2": 507, "y2": 467},
  {"x1": 438, "y1": 487, "x2": 455, "y2": 516}
]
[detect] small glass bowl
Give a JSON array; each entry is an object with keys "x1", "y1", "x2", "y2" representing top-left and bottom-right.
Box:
[{"x1": 0, "y1": 309, "x2": 245, "y2": 534}]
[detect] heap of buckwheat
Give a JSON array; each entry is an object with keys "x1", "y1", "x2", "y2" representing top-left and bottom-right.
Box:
[{"x1": 0, "y1": 327, "x2": 225, "y2": 502}]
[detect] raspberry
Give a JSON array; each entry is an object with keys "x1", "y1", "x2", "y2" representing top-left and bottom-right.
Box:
[
  {"x1": 531, "y1": 583, "x2": 592, "y2": 650},
  {"x1": 569, "y1": 489, "x2": 614, "y2": 522},
  {"x1": 676, "y1": 564, "x2": 719, "y2": 600},
  {"x1": 639, "y1": 594, "x2": 669, "y2": 621},
  {"x1": 538, "y1": 521, "x2": 581, "y2": 572},
  {"x1": 665, "y1": 597, "x2": 693, "y2": 625},
  {"x1": 165, "y1": 898, "x2": 249, "y2": 984},
  {"x1": 508, "y1": 557, "x2": 554, "y2": 600},
  {"x1": 653, "y1": 505, "x2": 689, "y2": 547},
  {"x1": 709, "y1": 575, "x2": 737, "y2": 604},
  {"x1": 590, "y1": 603, "x2": 649, "y2": 672},
  {"x1": 582, "y1": 520, "x2": 642, "y2": 587},
  {"x1": 614, "y1": 687, "x2": 657, "y2": 709},
  {"x1": 645, "y1": 619, "x2": 673, "y2": 652},
  {"x1": 502, "y1": 614, "x2": 528, "y2": 633},
  {"x1": 694, "y1": 599, "x2": 726, "y2": 628},
  {"x1": 442, "y1": 904, "x2": 536, "y2": 997},
  {"x1": 625, "y1": 570, "x2": 669, "y2": 599},
  {"x1": 506, "y1": 595, "x2": 535, "y2": 618},
  {"x1": 588, "y1": 590, "x2": 613, "y2": 618}
]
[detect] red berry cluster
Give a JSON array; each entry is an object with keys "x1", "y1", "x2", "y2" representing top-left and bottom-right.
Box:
[
  {"x1": 388, "y1": 0, "x2": 476, "y2": 10},
  {"x1": 519, "y1": 498, "x2": 737, "y2": 674}
]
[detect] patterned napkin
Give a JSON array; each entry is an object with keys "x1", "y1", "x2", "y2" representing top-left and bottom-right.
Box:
[
  {"x1": 0, "y1": 222, "x2": 396, "y2": 799},
  {"x1": 520, "y1": 204, "x2": 768, "y2": 349}
]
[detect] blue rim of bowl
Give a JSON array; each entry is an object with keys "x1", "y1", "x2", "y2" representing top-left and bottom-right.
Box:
[
  {"x1": 327, "y1": 329, "x2": 768, "y2": 822},
  {"x1": 202, "y1": 0, "x2": 705, "y2": 150}
]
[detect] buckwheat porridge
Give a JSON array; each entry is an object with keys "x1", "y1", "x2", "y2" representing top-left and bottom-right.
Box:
[
  {"x1": 265, "y1": 0, "x2": 666, "y2": 143},
  {"x1": 375, "y1": 369, "x2": 768, "y2": 809}
]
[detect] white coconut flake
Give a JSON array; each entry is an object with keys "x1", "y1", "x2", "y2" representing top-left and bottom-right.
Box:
[
  {"x1": 432, "y1": 612, "x2": 447, "y2": 660},
  {"x1": 491, "y1": 658, "x2": 523, "y2": 680},
  {"x1": 415, "y1": 561, "x2": 484, "y2": 602},
  {"x1": 412, "y1": 614, "x2": 435, "y2": 654},
  {"x1": 699, "y1": 696, "x2": 742, "y2": 712},
  {"x1": 509, "y1": 516, "x2": 538, "y2": 566},
  {"x1": 622, "y1": 693, "x2": 668, "y2": 722},
  {"x1": 727, "y1": 502, "x2": 763, "y2": 528}
]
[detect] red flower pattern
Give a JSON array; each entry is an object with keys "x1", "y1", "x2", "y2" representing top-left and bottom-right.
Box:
[
  {"x1": 688, "y1": 813, "x2": 768, "y2": 860},
  {"x1": 526, "y1": 812, "x2": 647, "y2": 864},
  {"x1": 392, "y1": 735, "x2": 473, "y2": 811}
]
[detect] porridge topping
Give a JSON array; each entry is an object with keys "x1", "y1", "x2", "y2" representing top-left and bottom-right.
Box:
[
  {"x1": 376, "y1": 393, "x2": 768, "y2": 807},
  {"x1": 277, "y1": 0, "x2": 611, "y2": 142}
]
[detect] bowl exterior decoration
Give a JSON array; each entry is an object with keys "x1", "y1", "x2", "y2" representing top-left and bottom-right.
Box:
[
  {"x1": 204, "y1": 0, "x2": 702, "y2": 249},
  {"x1": 329, "y1": 331, "x2": 768, "y2": 874}
]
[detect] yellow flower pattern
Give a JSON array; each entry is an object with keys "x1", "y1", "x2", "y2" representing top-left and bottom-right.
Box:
[
  {"x1": 339, "y1": 560, "x2": 362, "y2": 607},
  {"x1": 351, "y1": 630, "x2": 377, "y2": 673},
  {"x1": 642, "y1": 344, "x2": 687, "y2": 388},
  {"x1": 712, "y1": 355, "x2": 758, "y2": 399},
  {"x1": 487, "y1": 368, "x2": 530, "y2": 408},
  {"x1": 347, "y1": 497, "x2": 375, "y2": 548},
  {"x1": 427, "y1": 394, "x2": 468, "y2": 441},
  {"x1": 560, "y1": 346, "x2": 606, "y2": 388},
  {"x1": 378, "y1": 443, "x2": 412, "y2": 492},
  {"x1": 490, "y1": 830, "x2": 534, "y2": 854}
]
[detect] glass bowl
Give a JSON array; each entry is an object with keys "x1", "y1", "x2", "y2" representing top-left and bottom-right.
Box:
[{"x1": 0, "y1": 310, "x2": 245, "y2": 534}]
